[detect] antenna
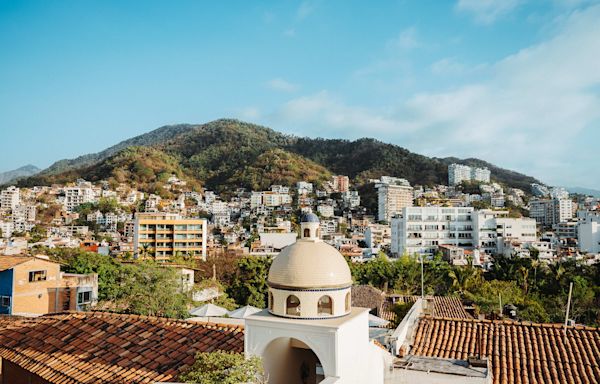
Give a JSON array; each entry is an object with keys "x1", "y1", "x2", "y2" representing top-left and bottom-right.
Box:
[{"x1": 420, "y1": 254, "x2": 424, "y2": 299}]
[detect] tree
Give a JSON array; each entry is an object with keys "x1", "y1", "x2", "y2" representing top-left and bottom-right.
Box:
[
  {"x1": 226, "y1": 256, "x2": 271, "y2": 308},
  {"x1": 447, "y1": 266, "x2": 482, "y2": 297},
  {"x1": 179, "y1": 351, "x2": 266, "y2": 384}
]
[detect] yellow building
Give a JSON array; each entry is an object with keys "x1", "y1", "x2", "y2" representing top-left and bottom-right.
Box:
[{"x1": 133, "y1": 212, "x2": 207, "y2": 261}]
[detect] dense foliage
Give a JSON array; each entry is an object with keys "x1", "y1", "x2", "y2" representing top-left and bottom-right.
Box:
[
  {"x1": 46, "y1": 248, "x2": 191, "y2": 318},
  {"x1": 15, "y1": 119, "x2": 542, "y2": 198},
  {"x1": 350, "y1": 253, "x2": 600, "y2": 326},
  {"x1": 179, "y1": 351, "x2": 266, "y2": 384}
]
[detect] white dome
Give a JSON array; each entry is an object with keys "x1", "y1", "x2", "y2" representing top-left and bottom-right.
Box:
[{"x1": 268, "y1": 240, "x2": 352, "y2": 289}]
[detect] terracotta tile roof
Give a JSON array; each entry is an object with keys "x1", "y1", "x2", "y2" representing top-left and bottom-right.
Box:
[
  {"x1": 351, "y1": 285, "x2": 385, "y2": 311},
  {"x1": 0, "y1": 311, "x2": 244, "y2": 384},
  {"x1": 384, "y1": 295, "x2": 472, "y2": 322},
  {"x1": 411, "y1": 316, "x2": 600, "y2": 384},
  {"x1": 0, "y1": 255, "x2": 35, "y2": 271}
]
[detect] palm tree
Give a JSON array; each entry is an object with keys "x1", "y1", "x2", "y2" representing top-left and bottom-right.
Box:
[{"x1": 448, "y1": 266, "x2": 481, "y2": 297}]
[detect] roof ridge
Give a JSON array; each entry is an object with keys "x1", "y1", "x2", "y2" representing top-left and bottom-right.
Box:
[{"x1": 422, "y1": 315, "x2": 600, "y2": 330}]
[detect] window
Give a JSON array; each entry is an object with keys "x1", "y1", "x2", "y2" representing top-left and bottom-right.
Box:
[
  {"x1": 77, "y1": 291, "x2": 92, "y2": 305},
  {"x1": 268, "y1": 292, "x2": 273, "y2": 311},
  {"x1": 303, "y1": 228, "x2": 310, "y2": 238},
  {"x1": 317, "y1": 295, "x2": 333, "y2": 316},
  {"x1": 345, "y1": 292, "x2": 351, "y2": 312},
  {"x1": 1, "y1": 296, "x2": 10, "y2": 307},
  {"x1": 286, "y1": 295, "x2": 301, "y2": 316},
  {"x1": 29, "y1": 270, "x2": 47, "y2": 282}
]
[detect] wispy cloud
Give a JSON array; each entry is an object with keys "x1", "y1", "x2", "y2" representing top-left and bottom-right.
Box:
[
  {"x1": 456, "y1": 0, "x2": 523, "y2": 24},
  {"x1": 266, "y1": 78, "x2": 300, "y2": 92},
  {"x1": 266, "y1": 5, "x2": 600, "y2": 187},
  {"x1": 387, "y1": 27, "x2": 419, "y2": 50},
  {"x1": 297, "y1": 1, "x2": 316, "y2": 20}
]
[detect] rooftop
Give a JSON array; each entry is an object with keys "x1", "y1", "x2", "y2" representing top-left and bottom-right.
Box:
[
  {"x1": 0, "y1": 311, "x2": 244, "y2": 384},
  {"x1": 410, "y1": 316, "x2": 600, "y2": 384}
]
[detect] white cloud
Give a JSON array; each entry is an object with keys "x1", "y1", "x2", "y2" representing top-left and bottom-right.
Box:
[
  {"x1": 297, "y1": 1, "x2": 316, "y2": 20},
  {"x1": 265, "y1": 5, "x2": 600, "y2": 187},
  {"x1": 456, "y1": 0, "x2": 523, "y2": 24},
  {"x1": 387, "y1": 27, "x2": 419, "y2": 50},
  {"x1": 266, "y1": 78, "x2": 300, "y2": 92}
]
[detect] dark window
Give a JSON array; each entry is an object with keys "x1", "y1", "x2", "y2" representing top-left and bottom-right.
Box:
[
  {"x1": 303, "y1": 228, "x2": 310, "y2": 238},
  {"x1": 286, "y1": 295, "x2": 301, "y2": 316},
  {"x1": 77, "y1": 291, "x2": 92, "y2": 305},
  {"x1": 345, "y1": 292, "x2": 351, "y2": 312},
  {"x1": 0, "y1": 296, "x2": 10, "y2": 307},
  {"x1": 317, "y1": 295, "x2": 333, "y2": 315},
  {"x1": 29, "y1": 270, "x2": 47, "y2": 282}
]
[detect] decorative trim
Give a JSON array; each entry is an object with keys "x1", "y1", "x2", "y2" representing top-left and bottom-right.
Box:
[
  {"x1": 267, "y1": 309, "x2": 351, "y2": 320},
  {"x1": 268, "y1": 283, "x2": 352, "y2": 292}
]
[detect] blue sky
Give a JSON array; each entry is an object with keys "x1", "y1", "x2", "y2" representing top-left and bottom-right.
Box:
[{"x1": 1, "y1": 0, "x2": 599, "y2": 189}]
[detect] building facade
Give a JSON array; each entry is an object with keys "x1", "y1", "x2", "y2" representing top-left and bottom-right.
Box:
[
  {"x1": 133, "y1": 212, "x2": 207, "y2": 261},
  {"x1": 376, "y1": 177, "x2": 413, "y2": 222},
  {"x1": 448, "y1": 164, "x2": 491, "y2": 186}
]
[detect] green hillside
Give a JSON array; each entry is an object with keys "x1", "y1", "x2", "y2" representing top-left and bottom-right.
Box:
[{"x1": 15, "y1": 119, "x2": 543, "y2": 197}]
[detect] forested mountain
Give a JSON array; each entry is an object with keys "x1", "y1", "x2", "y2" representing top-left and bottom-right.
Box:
[{"x1": 15, "y1": 119, "x2": 542, "y2": 195}]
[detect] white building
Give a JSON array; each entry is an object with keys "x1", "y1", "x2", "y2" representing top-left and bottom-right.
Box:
[
  {"x1": 579, "y1": 212, "x2": 600, "y2": 254},
  {"x1": 448, "y1": 163, "x2": 491, "y2": 186},
  {"x1": 245, "y1": 213, "x2": 386, "y2": 383},
  {"x1": 529, "y1": 198, "x2": 573, "y2": 226},
  {"x1": 391, "y1": 207, "x2": 475, "y2": 256},
  {"x1": 317, "y1": 204, "x2": 334, "y2": 218},
  {"x1": 0, "y1": 186, "x2": 20, "y2": 212},
  {"x1": 251, "y1": 191, "x2": 293, "y2": 209},
  {"x1": 376, "y1": 177, "x2": 413, "y2": 222},
  {"x1": 296, "y1": 181, "x2": 313, "y2": 195},
  {"x1": 64, "y1": 184, "x2": 95, "y2": 212},
  {"x1": 364, "y1": 224, "x2": 391, "y2": 248}
]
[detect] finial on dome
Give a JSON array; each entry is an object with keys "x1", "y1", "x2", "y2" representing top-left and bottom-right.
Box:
[{"x1": 300, "y1": 212, "x2": 320, "y2": 240}]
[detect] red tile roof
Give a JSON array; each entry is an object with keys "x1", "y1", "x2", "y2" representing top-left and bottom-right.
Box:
[
  {"x1": 382, "y1": 296, "x2": 472, "y2": 322},
  {"x1": 0, "y1": 311, "x2": 244, "y2": 384},
  {"x1": 0, "y1": 255, "x2": 36, "y2": 271},
  {"x1": 411, "y1": 316, "x2": 600, "y2": 384}
]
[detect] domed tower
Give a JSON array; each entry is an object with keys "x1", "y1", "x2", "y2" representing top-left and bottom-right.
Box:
[{"x1": 267, "y1": 213, "x2": 352, "y2": 319}]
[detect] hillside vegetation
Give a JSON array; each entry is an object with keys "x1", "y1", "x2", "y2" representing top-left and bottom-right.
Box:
[{"x1": 15, "y1": 119, "x2": 542, "y2": 195}]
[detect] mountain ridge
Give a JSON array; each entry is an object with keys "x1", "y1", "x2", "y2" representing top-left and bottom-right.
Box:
[
  {"x1": 0, "y1": 164, "x2": 41, "y2": 185},
  {"x1": 12, "y1": 119, "x2": 543, "y2": 197}
]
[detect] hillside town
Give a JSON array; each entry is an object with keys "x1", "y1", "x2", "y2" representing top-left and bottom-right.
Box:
[{"x1": 1, "y1": 164, "x2": 598, "y2": 266}]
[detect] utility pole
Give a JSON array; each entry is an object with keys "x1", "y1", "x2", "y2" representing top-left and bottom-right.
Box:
[
  {"x1": 564, "y1": 282, "x2": 573, "y2": 344},
  {"x1": 498, "y1": 293, "x2": 502, "y2": 318},
  {"x1": 420, "y1": 254, "x2": 424, "y2": 299}
]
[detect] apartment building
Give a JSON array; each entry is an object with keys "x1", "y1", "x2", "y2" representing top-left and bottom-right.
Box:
[
  {"x1": 529, "y1": 198, "x2": 573, "y2": 226},
  {"x1": 578, "y1": 212, "x2": 600, "y2": 254},
  {"x1": 331, "y1": 175, "x2": 350, "y2": 193},
  {"x1": 376, "y1": 177, "x2": 414, "y2": 222},
  {"x1": 0, "y1": 256, "x2": 98, "y2": 316},
  {"x1": 63, "y1": 183, "x2": 95, "y2": 212},
  {"x1": 448, "y1": 163, "x2": 491, "y2": 186},
  {"x1": 390, "y1": 207, "x2": 475, "y2": 256},
  {"x1": 133, "y1": 212, "x2": 207, "y2": 261},
  {"x1": 296, "y1": 181, "x2": 314, "y2": 195},
  {"x1": 250, "y1": 190, "x2": 293, "y2": 209},
  {"x1": 473, "y1": 210, "x2": 537, "y2": 255},
  {"x1": 0, "y1": 186, "x2": 20, "y2": 212}
]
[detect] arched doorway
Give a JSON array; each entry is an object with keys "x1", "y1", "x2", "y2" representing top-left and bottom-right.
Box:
[{"x1": 262, "y1": 337, "x2": 325, "y2": 384}]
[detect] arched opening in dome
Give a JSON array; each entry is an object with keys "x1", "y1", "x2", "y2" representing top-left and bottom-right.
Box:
[
  {"x1": 303, "y1": 228, "x2": 310, "y2": 238},
  {"x1": 345, "y1": 292, "x2": 351, "y2": 312},
  {"x1": 286, "y1": 295, "x2": 301, "y2": 316},
  {"x1": 263, "y1": 337, "x2": 326, "y2": 384},
  {"x1": 317, "y1": 295, "x2": 333, "y2": 316},
  {"x1": 268, "y1": 291, "x2": 273, "y2": 311}
]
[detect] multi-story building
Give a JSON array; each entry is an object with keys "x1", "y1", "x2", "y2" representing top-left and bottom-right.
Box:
[
  {"x1": 554, "y1": 220, "x2": 578, "y2": 240},
  {"x1": 390, "y1": 207, "x2": 475, "y2": 256},
  {"x1": 529, "y1": 198, "x2": 573, "y2": 226},
  {"x1": 376, "y1": 177, "x2": 413, "y2": 222},
  {"x1": 331, "y1": 175, "x2": 350, "y2": 193},
  {"x1": 317, "y1": 204, "x2": 335, "y2": 218},
  {"x1": 531, "y1": 183, "x2": 550, "y2": 197},
  {"x1": 0, "y1": 256, "x2": 98, "y2": 316},
  {"x1": 448, "y1": 164, "x2": 491, "y2": 186},
  {"x1": 342, "y1": 190, "x2": 361, "y2": 208},
  {"x1": 250, "y1": 190, "x2": 293, "y2": 209},
  {"x1": 473, "y1": 210, "x2": 537, "y2": 254},
  {"x1": 296, "y1": 181, "x2": 314, "y2": 195},
  {"x1": 0, "y1": 186, "x2": 20, "y2": 212},
  {"x1": 63, "y1": 184, "x2": 95, "y2": 212},
  {"x1": 364, "y1": 224, "x2": 391, "y2": 248},
  {"x1": 578, "y1": 212, "x2": 600, "y2": 254},
  {"x1": 133, "y1": 212, "x2": 207, "y2": 261}
]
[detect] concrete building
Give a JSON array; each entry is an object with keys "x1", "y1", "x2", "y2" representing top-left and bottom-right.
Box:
[
  {"x1": 296, "y1": 181, "x2": 314, "y2": 195},
  {"x1": 0, "y1": 186, "x2": 20, "y2": 212},
  {"x1": 529, "y1": 198, "x2": 574, "y2": 226},
  {"x1": 0, "y1": 256, "x2": 98, "y2": 316},
  {"x1": 448, "y1": 164, "x2": 491, "y2": 186},
  {"x1": 331, "y1": 175, "x2": 350, "y2": 193},
  {"x1": 376, "y1": 177, "x2": 413, "y2": 222},
  {"x1": 133, "y1": 212, "x2": 207, "y2": 261},
  {"x1": 390, "y1": 207, "x2": 475, "y2": 256},
  {"x1": 63, "y1": 184, "x2": 95, "y2": 212},
  {"x1": 578, "y1": 212, "x2": 600, "y2": 254},
  {"x1": 473, "y1": 210, "x2": 537, "y2": 255},
  {"x1": 364, "y1": 224, "x2": 391, "y2": 248}
]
